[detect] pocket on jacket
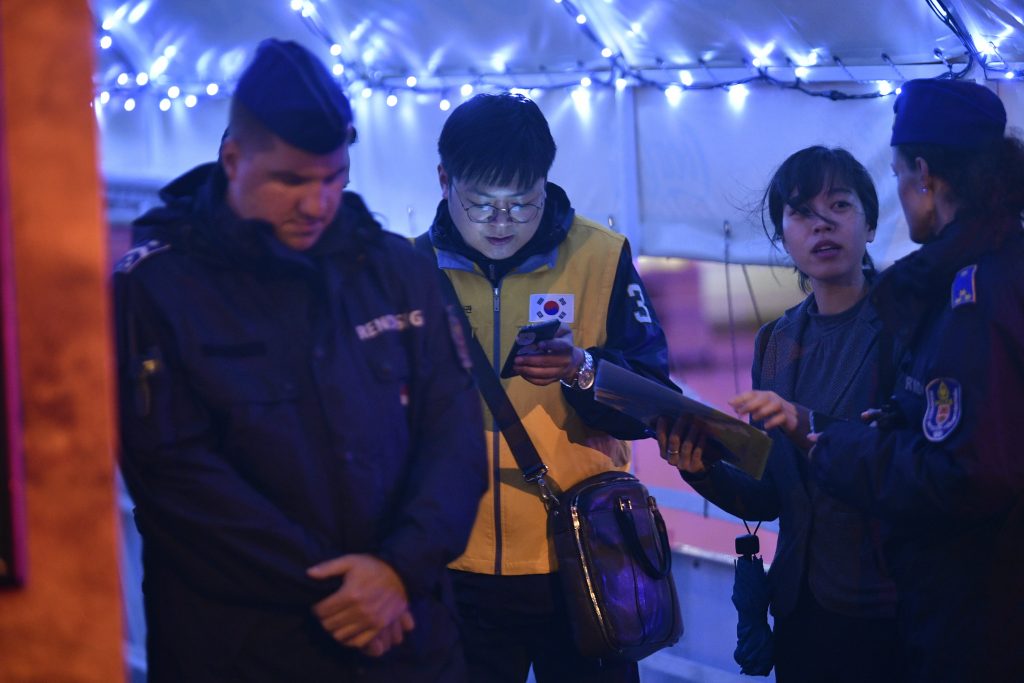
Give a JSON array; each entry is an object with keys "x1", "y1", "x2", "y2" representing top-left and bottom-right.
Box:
[{"x1": 190, "y1": 353, "x2": 300, "y2": 406}]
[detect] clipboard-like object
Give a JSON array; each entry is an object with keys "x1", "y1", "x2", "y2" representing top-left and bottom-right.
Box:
[{"x1": 594, "y1": 362, "x2": 772, "y2": 480}]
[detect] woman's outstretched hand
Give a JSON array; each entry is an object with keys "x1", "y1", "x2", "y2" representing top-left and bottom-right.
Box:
[{"x1": 729, "y1": 390, "x2": 812, "y2": 450}]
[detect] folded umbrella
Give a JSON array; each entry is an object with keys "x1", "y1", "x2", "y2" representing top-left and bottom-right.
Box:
[{"x1": 732, "y1": 551, "x2": 774, "y2": 676}]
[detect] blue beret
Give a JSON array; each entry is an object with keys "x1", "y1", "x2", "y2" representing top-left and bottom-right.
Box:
[
  {"x1": 891, "y1": 79, "x2": 1006, "y2": 149},
  {"x1": 234, "y1": 39, "x2": 352, "y2": 154}
]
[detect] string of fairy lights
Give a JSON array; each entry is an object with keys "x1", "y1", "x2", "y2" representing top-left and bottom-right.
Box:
[{"x1": 93, "y1": 0, "x2": 1014, "y2": 115}]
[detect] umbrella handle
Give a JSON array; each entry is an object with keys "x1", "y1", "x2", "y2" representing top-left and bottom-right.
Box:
[{"x1": 615, "y1": 495, "x2": 672, "y2": 579}]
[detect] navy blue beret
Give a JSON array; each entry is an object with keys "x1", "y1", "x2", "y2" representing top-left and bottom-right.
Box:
[
  {"x1": 891, "y1": 78, "x2": 1006, "y2": 149},
  {"x1": 234, "y1": 38, "x2": 353, "y2": 154}
]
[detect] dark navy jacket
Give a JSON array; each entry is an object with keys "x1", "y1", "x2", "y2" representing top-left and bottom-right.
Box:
[
  {"x1": 686, "y1": 294, "x2": 894, "y2": 619},
  {"x1": 812, "y1": 217, "x2": 1024, "y2": 681},
  {"x1": 114, "y1": 163, "x2": 487, "y2": 682}
]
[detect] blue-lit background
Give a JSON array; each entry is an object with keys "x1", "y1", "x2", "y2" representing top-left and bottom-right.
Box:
[
  {"x1": 89, "y1": 3, "x2": 1024, "y2": 681},
  {"x1": 90, "y1": 0, "x2": 1024, "y2": 266}
]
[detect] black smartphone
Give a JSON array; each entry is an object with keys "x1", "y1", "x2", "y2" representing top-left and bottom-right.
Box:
[
  {"x1": 808, "y1": 411, "x2": 849, "y2": 433},
  {"x1": 499, "y1": 319, "x2": 561, "y2": 378}
]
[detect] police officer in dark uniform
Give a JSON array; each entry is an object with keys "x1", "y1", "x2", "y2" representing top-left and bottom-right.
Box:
[
  {"x1": 810, "y1": 79, "x2": 1024, "y2": 681},
  {"x1": 114, "y1": 39, "x2": 486, "y2": 682}
]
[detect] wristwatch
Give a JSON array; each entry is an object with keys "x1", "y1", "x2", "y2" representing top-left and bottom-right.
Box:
[{"x1": 561, "y1": 349, "x2": 595, "y2": 391}]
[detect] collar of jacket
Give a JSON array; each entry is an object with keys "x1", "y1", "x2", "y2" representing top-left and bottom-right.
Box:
[
  {"x1": 426, "y1": 181, "x2": 574, "y2": 279},
  {"x1": 131, "y1": 162, "x2": 383, "y2": 274},
  {"x1": 774, "y1": 268, "x2": 877, "y2": 325},
  {"x1": 871, "y1": 213, "x2": 1022, "y2": 349}
]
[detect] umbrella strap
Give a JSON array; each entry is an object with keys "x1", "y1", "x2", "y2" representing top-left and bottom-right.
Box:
[{"x1": 742, "y1": 519, "x2": 762, "y2": 536}]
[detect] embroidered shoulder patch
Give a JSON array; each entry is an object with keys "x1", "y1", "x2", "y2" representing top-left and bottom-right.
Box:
[
  {"x1": 951, "y1": 264, "x2": 977, "y2": 309},
  {"x1": 115, "y1": 240, "x2": 171, "y2": 273},
  {"x1": 922, "y1": 378, "x2": 962, "y2": 442},
  {"x1": 530, "y1": 293, "x2": 575, "y2": 323}
]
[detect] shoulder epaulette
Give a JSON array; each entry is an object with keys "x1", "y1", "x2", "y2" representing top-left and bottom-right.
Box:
[
  {"x1": 951, "y1": 264, "x2": 978, "y2": 309},
  {"x1": 116, "y1": 239, "x2": 171, "y2": 274}
]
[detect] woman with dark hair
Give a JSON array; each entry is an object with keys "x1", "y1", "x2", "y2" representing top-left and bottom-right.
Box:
[
  {"x1": 659, "y1": 146, "x2": 902, "y2": 682},
  {"x1": 809, "y1": 79, "x2": 1024, "y2": 681}
]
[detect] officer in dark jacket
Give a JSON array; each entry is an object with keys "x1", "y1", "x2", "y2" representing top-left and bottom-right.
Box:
[
  {"x1": 811, "y1": 79, "x2": 1024, "y2": 682},
  {"x1": 114, "y1": 39, "x2": 487, "y2": 683}
]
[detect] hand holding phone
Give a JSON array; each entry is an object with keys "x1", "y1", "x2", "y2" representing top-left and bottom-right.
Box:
[{"x1": 499, "y1": 319, "x2": 561, "y2": 378}]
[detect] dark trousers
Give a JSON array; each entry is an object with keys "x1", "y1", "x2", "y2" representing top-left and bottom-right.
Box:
[
  {"x1": 450, "y1": 570, "x2": 639, "y2": 683},
  {"x1": 773, "y1": 583, "x2": 904, "y2": 683}
]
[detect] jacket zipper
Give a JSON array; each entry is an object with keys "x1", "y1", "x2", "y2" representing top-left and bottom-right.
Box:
[{"x1": 490, "y1": 264, "x2": 504, "y2": 575}]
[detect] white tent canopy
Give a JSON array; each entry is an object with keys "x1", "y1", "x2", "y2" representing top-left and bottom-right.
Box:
[{"x1": 94, "y1": 0, "x2": 1024, "y2": 266}]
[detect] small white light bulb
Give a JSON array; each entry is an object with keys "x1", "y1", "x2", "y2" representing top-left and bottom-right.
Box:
[{"x1": 727, "y1": 83, "x2": 750, "y2": 109}]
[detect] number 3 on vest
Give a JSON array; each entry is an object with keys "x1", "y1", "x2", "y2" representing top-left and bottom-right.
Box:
[{"x1": 627, "y1": 283, "x2": 653, "y2": 323}]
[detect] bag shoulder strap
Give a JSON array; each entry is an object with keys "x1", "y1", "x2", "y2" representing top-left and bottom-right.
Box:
[
  {"x1": 414, "y1": 234, "x2": 556, "y2": 499},
  {"x1": 754, "y1": 317, "x2": 778, "y2": 374}
]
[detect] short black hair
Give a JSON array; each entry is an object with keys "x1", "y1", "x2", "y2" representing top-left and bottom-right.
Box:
[
  {"x1": 762, "y1": 146, "x2": 878, "y2": 291},
  {"x1": 438, "y1": 93, "x2": 556, "y2": 189},
  {"x1": 227, "y1": 99, "x2": 276, "y2": 153}
]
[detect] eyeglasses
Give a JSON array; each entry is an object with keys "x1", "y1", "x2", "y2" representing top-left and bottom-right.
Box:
[{"x1": 450, "y1": 183, "x2": 545, "y2": 224}]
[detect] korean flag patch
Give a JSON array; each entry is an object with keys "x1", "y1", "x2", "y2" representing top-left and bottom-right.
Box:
[
  {"x1": 922, "y1": 378, "x2": 962, "y2": 442},
  {"x1": 530, "y1": 293, "x2": 574, "y2": 323}
]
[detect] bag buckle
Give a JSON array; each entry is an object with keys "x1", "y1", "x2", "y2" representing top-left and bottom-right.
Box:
[{"x1": 524, "y1": 465, "x2": 560, "y2": 510}]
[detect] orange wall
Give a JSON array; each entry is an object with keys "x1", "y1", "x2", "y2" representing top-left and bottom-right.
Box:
[{"x1": 0, "y1": 1, "x2": 125, "y2": 681}]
